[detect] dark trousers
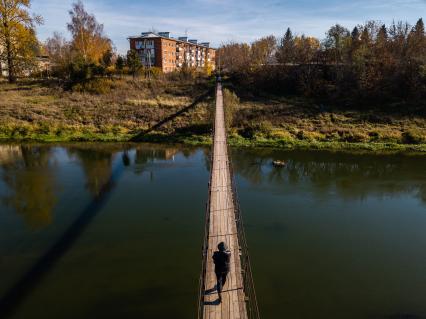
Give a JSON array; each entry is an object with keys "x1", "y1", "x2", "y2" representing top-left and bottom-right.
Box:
[{"x1": 215, "y1": 271, "x2": 228, "y2": 293}]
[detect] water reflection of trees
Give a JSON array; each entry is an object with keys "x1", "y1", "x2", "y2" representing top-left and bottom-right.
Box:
[
  {"x1": 133, "y1": 145, "x2": 198, "y2": 174},
  {"x1": 0, "y1": 143, "x2": 202, "y2": 229},
  {"x1": 0, "y1": 145, "x2": 56, "y2": 229},
  {"x1": 231, "y1": 148, "x2": 426, "y2": 203},
  {"x1": 67, "y1": 147, "x2": 115, "y2": 196}
]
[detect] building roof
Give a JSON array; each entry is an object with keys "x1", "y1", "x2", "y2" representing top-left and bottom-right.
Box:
[{"x1": 128, "y1": 32, "x2": 215, "y2": 50}]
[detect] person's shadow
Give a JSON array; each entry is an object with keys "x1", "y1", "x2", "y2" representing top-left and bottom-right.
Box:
[
  {"x1": 204, "y1": 299, "x2": 221, "y2": 306},
  {"x1": 204, "y1": 286, "x2": 217, "y2": 295},
  {"x1": 203, "y1": 285, "x2": 221, "y2": 305}
]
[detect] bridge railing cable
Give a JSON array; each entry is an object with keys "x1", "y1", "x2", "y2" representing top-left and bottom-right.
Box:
[
  {"x1": 228, "y1": 157, "x2": 261, "y2": 319},
  {"x1": 224, "y1": 86, "x2": 261, "y2": 319},
  {"x1": 197, "y1": 86, "x2": 216, "y2": 319},
  {"x1": 228, "y1": 131, "x2": 260, "y2": 319}
]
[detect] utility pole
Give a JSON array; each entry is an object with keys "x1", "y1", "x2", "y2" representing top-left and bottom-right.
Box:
[
  {"x1": 147, "y1": 49, "x2": 152, "y2": 80},
  {"x1": 218, "y1": 51, "x2": 221, "y2": 76}
]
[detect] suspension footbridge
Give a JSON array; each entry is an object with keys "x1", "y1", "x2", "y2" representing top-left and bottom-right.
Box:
[{"x1": 198, "y1": 82, "x2": 260, "y2": 319}]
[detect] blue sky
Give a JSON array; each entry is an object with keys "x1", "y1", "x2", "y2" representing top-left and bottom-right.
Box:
[{"x1": 31, "y1": 0, "x2": 425, "y2": 54}]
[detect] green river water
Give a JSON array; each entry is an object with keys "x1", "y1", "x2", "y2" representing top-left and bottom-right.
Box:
[{"x1": 0, "y1": 144, "x2": 425, "y2": 319}]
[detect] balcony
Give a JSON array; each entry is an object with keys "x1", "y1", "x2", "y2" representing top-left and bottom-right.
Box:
[{"x1": 135, "y1": 40, "x2": 154, "y2": 50}]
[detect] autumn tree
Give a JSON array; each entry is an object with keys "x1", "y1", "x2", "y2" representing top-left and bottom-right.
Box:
[
  {"x1": 324, "y1": 24, "x2": 350, "y2": 64},
  {"x1": 403, "y1": 18, "x2": 426, "y2": 97},
  {"x1": 217, "y1": 19, "x2": 425, "y2": 108},
  {"x1": 373, "y1": 24, "x2": 393, "y2": 68},
  {"x1": 388, "y1": 20, "x2": 411, "y2": 61},
  {"x1": 348, "y1": 26, "x2": 361, "y2": 61},
  {"x1": 67, "y1": 1, "x2": 111, "y2": 64},
  {"x1": 0, "y1": 0, "x2": 43, "y2": 82},
  {"x1": 293, "y1": 35, "x2": 320, "y2": 64},
  {"x1": 250, "y1": 35, "x2": 277, "y2": 67},
  {"x1": 45, "y1": 32, "x2": 73, "y2": 77},
  {"x1": 204, "y1": 59, "x2": 213, "y2": 76},
  {"x1": 217, "y1": 42, "x2": 250, "y2": 73}
]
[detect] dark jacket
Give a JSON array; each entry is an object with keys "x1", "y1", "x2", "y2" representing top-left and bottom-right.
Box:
[{"x1": 213, "y1": 250, "x2": 231, "y2": 273}]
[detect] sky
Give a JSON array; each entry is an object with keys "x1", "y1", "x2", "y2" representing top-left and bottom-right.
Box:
[{"x1": 31, "y1": 0, "x2": 426, "y2": 54}]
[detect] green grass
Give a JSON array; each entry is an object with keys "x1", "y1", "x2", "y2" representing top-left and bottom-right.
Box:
[
  {"x1": 2, "y1": 125, "x2": 424, "y2": 154},
  {"x1": 227, "y1": 135, "x2": 426, "y2": 152}
]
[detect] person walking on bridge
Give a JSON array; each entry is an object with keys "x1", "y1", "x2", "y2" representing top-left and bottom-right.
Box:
[{"x1": 213, "y1": 242, "x2": 231, "y2": 302}]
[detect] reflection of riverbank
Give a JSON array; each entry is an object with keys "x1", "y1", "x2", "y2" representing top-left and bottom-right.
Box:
[
  {"x1": 1, "y1": 146, "x2": 56, "y2": 229},
  {"x1": 0, "y1": 145, "x2": 22, "y2": 165},
  {"x1": 231, "y1": 148, "x2": 426, "y2": 204},
  {"x1": 0, "y1": 144, "x2": 199, "y2": 228}
]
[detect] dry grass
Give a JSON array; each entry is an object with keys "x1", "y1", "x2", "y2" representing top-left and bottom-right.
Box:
[
  {"x1": 0, "y1": 77, "x2": 213, "y2": 140},
  {"x1": 1, "y1": 78, "x2": 425, "y2": 150}
]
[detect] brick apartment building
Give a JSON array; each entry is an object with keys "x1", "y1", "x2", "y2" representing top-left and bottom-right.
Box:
[{"x1": 128, "y1": 32, "x2": 216, "y2": 73}]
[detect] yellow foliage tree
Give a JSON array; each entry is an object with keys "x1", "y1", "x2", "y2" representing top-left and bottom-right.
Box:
[
  {"x1": 67, "y1": 1, "x2": 112, "y2": 64},
  {"x1": 204, "y1": 60, "x2": 213, "y2": 76},
  {"x1": 250, "y1": 35, "x2": 277, "y2": 67},
  {"x1": 294, "y1": 36, "x2": 320, "y2": 64},
  {"x1": 0, "y1": 0, "x2": 43, "y2": 82}
]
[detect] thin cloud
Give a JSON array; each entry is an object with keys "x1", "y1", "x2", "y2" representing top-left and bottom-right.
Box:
[{"x1": 31, "y1": 0, "x2": 425, "y2": 54}]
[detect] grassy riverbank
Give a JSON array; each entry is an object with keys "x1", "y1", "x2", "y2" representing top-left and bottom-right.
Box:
[{"x1": 1, "y1": 77, "x2": 426, "y2": 153}]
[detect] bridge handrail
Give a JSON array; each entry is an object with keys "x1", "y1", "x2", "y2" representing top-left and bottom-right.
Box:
[
  {"x1": 228, "y1": 155, "x2": 261, "y2": 319},
  {"x1": 197, "y1": 85, "x2": 216, "y2": 319},
  {"x1": 225, "y1": 123, "x2": 261, "y2": 319}
]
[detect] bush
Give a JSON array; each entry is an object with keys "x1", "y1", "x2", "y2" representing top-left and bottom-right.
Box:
[
  {"x1": 296, "y1": 130, "x2": 326, "y2": 141},
  {"x1": 402, "y1": 129, "x2": 426, "y2": 144},
  {"x1": 35, "y1": 122, "x2": 52, "y2": 135},
  {"x1": 69, "y1": 57, "x2": 106, "y2": 83},
  {"x1": 72, "y1": 78, "x2": 114, "y2": 94},
  {"x1": 238, "y1": 121, "x2": 273, "y2": 139},
  {"x1": 223, "y1": 88, "x2": 239, "y2": 128},
  {"x1": 338, "y1": 130, "x2": 369, "y2": 143}
]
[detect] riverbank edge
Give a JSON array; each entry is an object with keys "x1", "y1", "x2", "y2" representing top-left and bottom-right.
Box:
[{"x1": 1, "y1": 131, "x2": 426, "y2": 154}]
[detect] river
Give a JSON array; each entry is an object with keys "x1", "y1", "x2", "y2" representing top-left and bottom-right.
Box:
[{"x1": 0, "y1": 144, "x2": 425, "y2": 318}]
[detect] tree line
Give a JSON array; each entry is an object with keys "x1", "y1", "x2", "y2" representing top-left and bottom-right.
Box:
[
  {"x1": 0, "y1": 0, "x2": 154, "y2": 84},
  {"x1": 218, "y1": 19, "x2": 426, "y2": 110}
]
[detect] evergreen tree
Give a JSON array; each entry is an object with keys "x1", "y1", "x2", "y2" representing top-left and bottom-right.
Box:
[
  {"x1": 276, "y1": 27, "x2": 295, "y2": 64},
  {"x1": 351, "y1": 26, "x2": 360, "y2": 41},
  {"x1": 408, "y1": 18, "x2": 426, "y2": 63},
  {"x1": 413, "y1": 18, "x2": 424, "y2": 36},
  {"x1": 126, "y1": 49, "x2": 141, "y2": 79},
  {"x1": 115, "y1": 55, "x2": 125, "y2": 77},
  {"x1": 377, "y1": 25, "x2": 388, "y2": 44}
]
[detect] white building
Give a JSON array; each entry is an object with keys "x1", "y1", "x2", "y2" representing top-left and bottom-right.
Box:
[{"x1": 0, "y1": 44, "x2": 8, "y2": 77}]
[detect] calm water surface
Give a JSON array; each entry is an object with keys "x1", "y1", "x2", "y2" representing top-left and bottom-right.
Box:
[{"x1": 0, "y1": 144, "x2": 425, "y2": 319}]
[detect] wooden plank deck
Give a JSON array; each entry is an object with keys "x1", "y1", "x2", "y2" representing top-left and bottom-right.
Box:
[{"x1": 202, "y1": 83, "x2": 248, "y2": 319}]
